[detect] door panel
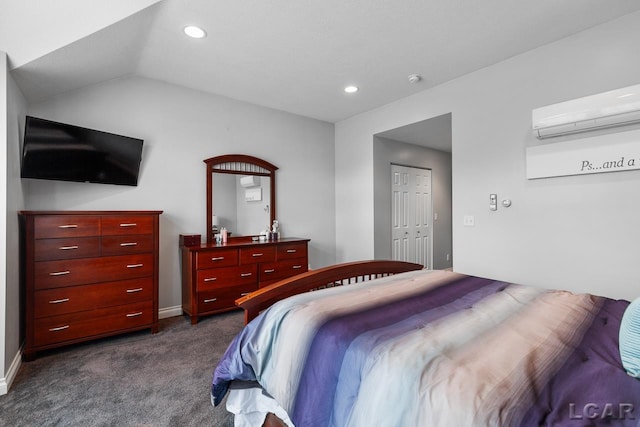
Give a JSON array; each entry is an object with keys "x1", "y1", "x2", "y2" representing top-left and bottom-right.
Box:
[{"x1": 391, "y1": 165, "x2": 432, "y2": 268}]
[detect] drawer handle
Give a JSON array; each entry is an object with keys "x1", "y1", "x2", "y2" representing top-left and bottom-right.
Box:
[
  {"x1": 58, "y1": 245, "x2": 79, "y2": 250},
  {"x1": 211, "y1": 256, "x2": 225, "y2": 261},
  {"x1": 252, "y1": 253, "x2": 264, "y2": 257},
  {"x1": 240, "y1": 273, "x2": 253, "y2": 277},
  {"x1": 292, "y1": 265, "x2": 303, "y2": 269},
  {"x1": 58, "y1": 224, "x2": 78, "y2": 229},
  {"x1": 203, "y1": 277, "x2": 217, "y2": 282},
  {"x1": 264, "y1": 269, "x2": 275, "y2": 273},
  {"x1": 120, "y1": 223, "x2": 137, "y2": 227},
  {"x1": 286, "y1": 249, "x2": 297, "y2": 253},
  {"x1": 49, "y1": 270, "x2": 70, "y2": 276},
  {"x1": 240, "y1": 292, "x2": 251, "y2": 296},
  {"x1": 126, "y1": 288, "x2": 144, "y2": 293},
  {"x1": 203, "y1": 298, "x2": 218, "y2": 303},
  {"x1": 126, "y1": 312, "x2": 143, "y2": 318},
  {"x1": 120, "y1": 242, "x2": 138, "y2": 247},
  {"x1": 49, "y1": 325, "x2": 70, "y2": 332},
  {"x1": 49, "y1": 298, "x2": 70, "y2": 304},
  {"x1": 127, "y1": 264, "x2": 144, "y2": 268}
]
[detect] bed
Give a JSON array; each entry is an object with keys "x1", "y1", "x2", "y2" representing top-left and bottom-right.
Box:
[{"x1": 212, "y1": 261, "x2": 640, "y2": 426}]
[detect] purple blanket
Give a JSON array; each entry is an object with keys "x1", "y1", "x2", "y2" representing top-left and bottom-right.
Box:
[{"x1": 212, "y1": 270, "x2": 640, "y2": 426}]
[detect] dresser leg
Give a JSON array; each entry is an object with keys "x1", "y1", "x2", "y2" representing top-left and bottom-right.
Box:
[
  {"x1": 23, "y1": 351, "x2": 36, "y2": 362},
  {"x1": 191, "y1": 316, "x2": 199, "y2": 325}
]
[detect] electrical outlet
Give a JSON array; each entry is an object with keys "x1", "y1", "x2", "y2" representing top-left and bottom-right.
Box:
[{"x1": 463, "y1": 215, "x2": 475, "y2": 226}]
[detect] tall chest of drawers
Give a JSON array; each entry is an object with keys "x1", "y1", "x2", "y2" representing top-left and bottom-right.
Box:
[
  {"x1": 180, "y1": 237, "x2": 309, "y2": 324},
  {"x1": 20, "y1": 210, "x2": 162, "y2": 361}
]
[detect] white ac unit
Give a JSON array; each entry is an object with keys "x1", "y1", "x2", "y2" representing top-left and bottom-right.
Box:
[
  {"x1": 240, "y1": 175, "x2": 260, "y2": 188},
  {"x1": 532, "y1": 83, "x2": 640, "y2": 139}
]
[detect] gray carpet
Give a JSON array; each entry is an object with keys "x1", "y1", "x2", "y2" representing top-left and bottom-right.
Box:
[{"x1": 0, "y1": 311, "x2": 245, "y2": 426}]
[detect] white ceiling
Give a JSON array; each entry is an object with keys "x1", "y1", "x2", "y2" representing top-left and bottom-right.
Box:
[{"x1": 10, "y1": 0, "x2": 640, "y2": 124}]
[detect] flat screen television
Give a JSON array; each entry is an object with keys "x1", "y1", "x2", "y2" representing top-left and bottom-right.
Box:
[{"x1": 21, "y1": 116, "x2": 144, "y2": 186}]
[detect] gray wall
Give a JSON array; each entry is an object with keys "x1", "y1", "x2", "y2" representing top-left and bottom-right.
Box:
[
  {"x1": 2, "y1": 50, "x2": 27, "y2": 390},
  {"x1": 336, "y1": 11, "x2": 640, "y2": 301},
  {"x1": 373, "y1": 137, "x2": 452, "y2": 269},
  {"x1": 25, "y1": 75, "x2": 336, "y2": 311}
]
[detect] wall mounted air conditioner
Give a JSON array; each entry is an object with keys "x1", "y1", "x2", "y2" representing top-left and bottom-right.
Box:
[
  {"x1": 532, "y1": 83, "x2": 640, "y2": 139},
  {"x1": 240, "y1": 175, "x2": 260, "y2": 187}
]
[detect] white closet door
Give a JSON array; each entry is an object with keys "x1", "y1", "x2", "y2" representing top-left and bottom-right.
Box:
[{"x1": 391, "y1": 164, "x2": 432, "y2": 269}]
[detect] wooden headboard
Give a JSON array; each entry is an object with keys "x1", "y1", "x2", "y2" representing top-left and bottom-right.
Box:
[{"x1": 235, "y1": 260, "x2": 424, "y2": 324}]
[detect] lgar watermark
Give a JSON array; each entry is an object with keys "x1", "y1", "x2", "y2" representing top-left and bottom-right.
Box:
[{"x1": 569, "y1": 403, "x2": 635, "y2": 420}]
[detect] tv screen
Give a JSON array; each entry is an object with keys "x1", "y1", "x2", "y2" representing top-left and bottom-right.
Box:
[{"x1": 21, "y1": 116, "x2": 144, "y2": 186}]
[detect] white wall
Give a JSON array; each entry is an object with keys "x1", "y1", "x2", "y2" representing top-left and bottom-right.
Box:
[
  {"x1": 26, "y1": 75, "x2": 336, "y2": 310},
  {"x1": 1, "y1": 49, "x2": 27, "y2": 395},
  {"x1": 335, "y1": 11, "x2": 640, "y2": 301},
  {"x1": 0, "y1": 50, "x2": 7, "y2": 395}
]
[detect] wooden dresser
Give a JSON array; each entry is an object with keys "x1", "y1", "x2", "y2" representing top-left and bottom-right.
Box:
[
  {"x1": 180, "y1": 237, "x2": 309, "y2": 324},
  {"x1": 19, "y1": 210, "x2": 162, "y2": 361}
]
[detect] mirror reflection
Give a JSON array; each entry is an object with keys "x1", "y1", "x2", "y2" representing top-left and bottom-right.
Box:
[{"x1": 213, "y1": 173, "x2": 271, "y2": 236}]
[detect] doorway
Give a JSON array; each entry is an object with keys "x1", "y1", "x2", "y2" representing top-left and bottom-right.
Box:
[
  {"x1": 391, "y1": 164, "x2": 433, "y2": 268},
  {"x1": 372, "y1": 113, "x2": 452, "y2": 270}
]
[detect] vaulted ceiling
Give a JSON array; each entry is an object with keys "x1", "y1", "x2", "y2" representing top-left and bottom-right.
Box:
[{"x1": 8, "y1": 0, "x2": 640, "y2": 123}]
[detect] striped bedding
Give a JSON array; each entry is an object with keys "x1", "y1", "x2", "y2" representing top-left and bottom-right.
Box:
[{"x1": 212, "y1": 270, "x2": 640, "y2": 426}]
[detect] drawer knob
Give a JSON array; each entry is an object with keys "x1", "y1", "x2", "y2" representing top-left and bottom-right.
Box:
[
  {"x1": 126, "y1": 263, "x2": 144, "y2": 268},
  {"x1": 126, "y1": 288, "x2": 144, "y2": 293},
  {"x1": 58, "y1": 245, "x2": 79, "y2": 250},
  {"x1": 264, "y1": 269, "x2": 275, "y2": 274},
  {"x1": 240, "y1": 292, "x2": 251, "y2": 296},
  {"x1": 49, "y1": 298, "x2": 70, "y2": 304},
  {"x1": 203, "y1": 277, "x2": 217, "y2": 282},
  {"x1": 126, "y1": 312, "x2": 143, "y2": 318},
  {"x1": 203, "y1": 298, "x2": 218, "y2": 303},
  {"x1": 57, "y1": 224, "x2": 78, "y2": 229},
  {"x1": 49, "y1": 325, "x2": 70, "y2": 332},
  {"x1": 252, "y1": 253, "x2": 264, "y2": 257},
  {"x1": 120, "y1": 223, "x2": 137, "y2": 227},
  {"x1": 293, "y1": 265, "x2": 303, "y2": 269},
  {"x1": 120, "y1": 242, "x2": 138, "y2": 247},
  {"x1": 286, "y1": 249, "x2": 297, "y2": 253},
  {"x1": 49, "y1": 270, "x2": 70, "y2": 276},
  {"x1": 240, "y1": 272, "x2": 253, "y2": 277},
  {"x1": 211, "y1": 256, "x2": 225, "y2": 261}
]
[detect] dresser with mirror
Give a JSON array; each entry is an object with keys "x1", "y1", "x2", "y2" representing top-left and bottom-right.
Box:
[{"x1": 180, "y1": 154, "x2": 309, "y2": 324}]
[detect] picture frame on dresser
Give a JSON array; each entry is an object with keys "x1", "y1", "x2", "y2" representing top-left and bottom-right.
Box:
[{"x1": 19, "y1": 210, "x2": 162, "y2": 361}]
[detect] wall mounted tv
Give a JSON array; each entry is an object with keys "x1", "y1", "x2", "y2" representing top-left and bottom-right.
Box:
[{"x1": 21, "y1": 116, "x2": 144, "y2": 186}]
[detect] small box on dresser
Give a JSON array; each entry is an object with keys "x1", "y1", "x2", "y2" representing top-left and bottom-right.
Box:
[{"x1": 19, "y1": 210, "x2": 162, "y2": 361}]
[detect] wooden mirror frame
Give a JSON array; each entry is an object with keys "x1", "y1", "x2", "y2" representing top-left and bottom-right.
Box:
[{"x1": 205, "y1": 154, "x2": 278, "y2": 244}]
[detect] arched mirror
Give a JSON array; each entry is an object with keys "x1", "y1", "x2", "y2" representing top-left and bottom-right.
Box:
[{"x1": 205, "y1": 154, "x2": 278, "y2": 243}]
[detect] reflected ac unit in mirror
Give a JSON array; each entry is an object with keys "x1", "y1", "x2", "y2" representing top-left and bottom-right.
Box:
[
  {"x1": 532, "y1": 83, "x2": 640, "y2": 139},
  {"x1": 240, "y1": 176, "x2": 260, "y2": 187}
]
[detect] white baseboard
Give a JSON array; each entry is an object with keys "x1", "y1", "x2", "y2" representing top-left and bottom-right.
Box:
[
  {"x1": 0, "y1": 346, "x2": 23, "y2": 396},
  {"x1": 159, "y1": 305, "x2": 182, "y2": 319}
]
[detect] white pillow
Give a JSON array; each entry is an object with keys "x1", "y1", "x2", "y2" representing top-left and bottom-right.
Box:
[{"x1": 620, "y1": 298, "x2": 640, "y2": 378}]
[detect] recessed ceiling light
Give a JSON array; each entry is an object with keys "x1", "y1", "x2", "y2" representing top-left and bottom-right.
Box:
[
  {"x1": 184, "y1": 25, "x2": 207, "y2": 39},
  {"x1": 344, "y1": 86, "x2": 359, "y2": 94}
]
